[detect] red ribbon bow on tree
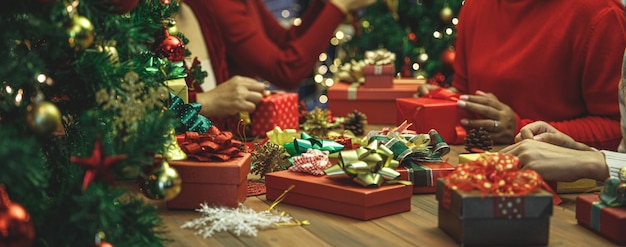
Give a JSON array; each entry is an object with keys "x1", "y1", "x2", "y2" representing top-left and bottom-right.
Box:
[{"x1": 179, "y1": 126, "x2": 244, "y2": 161}]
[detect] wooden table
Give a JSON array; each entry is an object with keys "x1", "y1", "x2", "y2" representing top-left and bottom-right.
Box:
[{"x1": 153, "y1": 144, "x2": 616, "y2": 247}]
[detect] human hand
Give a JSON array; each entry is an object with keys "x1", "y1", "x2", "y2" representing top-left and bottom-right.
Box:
[
  {"x1": 500, "y1": 140, "x2": 608, "y2": 182},
  {"x1": 329, "y1": 0, "x2": 376, "y2": 13},
  {"x1": 457, "y1": 90, "x2": 516, "y2": 144},
  {"x1": 515, "y1": 121, "x2": 593, "y2": 151},
  {"x1": 417, "y1": 84, "x2": 439, "y2": 97},
  {"x1": 196, "y1": 76, "x2": 265, "y2": 118}
]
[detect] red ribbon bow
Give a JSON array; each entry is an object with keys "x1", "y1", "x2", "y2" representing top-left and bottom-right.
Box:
[
  {"x1": 445, "y1": 153, "x2": 561, "y2": 205},
  {"x1": 179, "y1": 126, "x2": 243, "y2": 161}
]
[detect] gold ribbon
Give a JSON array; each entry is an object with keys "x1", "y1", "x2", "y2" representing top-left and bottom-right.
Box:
[
  {"x1": 265, "y1": 126, "x2": 299, "y2": 145},
  {"x1": 324, "y1": 140, "x2": 406, "y2": 187},
  {"x1": 364, "y1": 48, "x2": 396, "y2": 65}
]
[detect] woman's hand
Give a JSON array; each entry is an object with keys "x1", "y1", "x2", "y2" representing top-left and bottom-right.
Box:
[
  {"x1": 515, "y1": 121, "x2": 594, "y2": 151},
  {"x1": 196, "y1": 76, "x2": 265, "y2": 118},
  {"x1": 500, "y1": 139, "x2": 609, "y2": 182},
  {"x1": 457, "y1": 90, "x2": 516, "y2": 144}
]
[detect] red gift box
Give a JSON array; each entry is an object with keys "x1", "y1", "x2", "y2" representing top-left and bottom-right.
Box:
[
  {"x1": 166, "y1": 153, "x2": 251, "y2": 209},
  {"x1": 265, "y1": 170, "x2": 412, "y2": 220},
  {"x1": 396, "y1": 97, "x2": 466, "y2": 144},
  {"x1": 436, "y1": 180, "x2": 553, "y2": 246},
  {"x1": 362, "y1": 64, "x2": 394, "y2": 88},
  {"x1": 250, "y1": 93, "x2": 299, "y2": 137},
  {"x1": 576, "y1": 194, "x2": 626, "y2": 245},
  {"x1": 327, "y1": 82, "x2": 417, "y2": 124},
  {"x1": 397, "y1": 161, "x2": 456, "y2": 194}
]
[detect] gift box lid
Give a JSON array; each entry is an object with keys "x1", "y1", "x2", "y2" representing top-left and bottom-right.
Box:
[
  {"x1": 265, "y1": 170, "x2": 412, "y2": 207},
  {"x1": 362, "y1": 64, "x2": 395, "y2": 75},
  {"x1": 168, "y1": 152, "x2": 251, "y2": 184},
  {"x1": 397, "y1": 97, "x2": 457, "y2": 107},
  {"x1": 327, "y1": 82, "x2": 417, "y2": 100},
  {"x1": 436, "y1": 178, "x2": 553, "y2": 219}
]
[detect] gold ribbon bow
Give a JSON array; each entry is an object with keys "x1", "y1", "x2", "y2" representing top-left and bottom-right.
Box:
[
  {"x1": 364, "y1": 48, "x2": 396, "y2": 65},
  {"x1": 265, "y1": 126, "x2": 299, "y2": 145},
  {"x1": 324, "y1": 140, "x2": 403, "y2": 187}
]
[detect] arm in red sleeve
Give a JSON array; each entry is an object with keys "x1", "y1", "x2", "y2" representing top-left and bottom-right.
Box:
[{"x1": 211, "y1": 0, "x2": 346, "y2": 90}]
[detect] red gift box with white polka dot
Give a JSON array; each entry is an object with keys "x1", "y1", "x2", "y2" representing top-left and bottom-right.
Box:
[
  {"x1": 435, "y1": 179, "x2": 553, "y2": 246},
  {"x1": 250, "y1": 93, "x2": 299, "y2": 137}
]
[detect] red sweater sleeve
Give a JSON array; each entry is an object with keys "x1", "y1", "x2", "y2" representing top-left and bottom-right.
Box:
[
  {"x1": 208, "y1": 0, "x2": 346, "y2": 90},
  {"x1": 453, "y1": 0, "x2": 625, "y2": 151}
]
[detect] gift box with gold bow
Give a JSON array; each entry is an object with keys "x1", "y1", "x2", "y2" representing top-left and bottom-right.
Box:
[
  {"x1": 265, "y1": 170, "x2": 412, "y2": 220},
  {"x1": 265, "y1": 140, "x2": 413, "y2": 220},
  {"x1": 327, "y1": 82, "x2": 417, "y2": 124},
  {"x1": 436, "y1": 153, "x2": 557, "y2": 246},
  {"x1": 166, "y1": 127, "x2": 251, "y2": 209},
  {"x1": 576, "y1": 168, "x2": 626, "y2": 245}
]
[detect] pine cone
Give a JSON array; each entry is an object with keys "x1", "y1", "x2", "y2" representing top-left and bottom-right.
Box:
[
  {"x1": 464, "y1": 127, "x2": 493, "y2": 153},
  {"x1": 343, "y1": 110, "x2": 367, "y2": 136},
  {"x1": 250, "y1": 142, "x2": 291, "y2": 178}
]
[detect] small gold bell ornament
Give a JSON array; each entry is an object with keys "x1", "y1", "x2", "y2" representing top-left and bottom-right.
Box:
[{"x1": 138, "y1": 160, "x2": 181, "y2": 201}]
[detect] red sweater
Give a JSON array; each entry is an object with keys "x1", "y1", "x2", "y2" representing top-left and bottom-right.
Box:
[
  {"x1": 453, "y1": 0, "x2": 626, "y2": 150},
  {"x1": 183, "y1": 0, "x2": 346, "y2": 90}
]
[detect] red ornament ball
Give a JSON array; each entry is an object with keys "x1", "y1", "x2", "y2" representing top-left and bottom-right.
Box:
[
  {"x1": 161, "y1": 0, "x2": 171, "y2": 5},
  {"x1": 0, "y1": 188, "x2": 35, "y2": 247},
  {"x1": 103, "y1": 0, "x2": 140, "y2": 14},
  {"x1": 441, "y1": 48, "x2": 456, "y2": 66},
  {"x1": 407, "y1": 32, "x2": 418, "y2": 44},
  {"x1": 154, "y1": 31, "x2": 185, "y2": 62}
]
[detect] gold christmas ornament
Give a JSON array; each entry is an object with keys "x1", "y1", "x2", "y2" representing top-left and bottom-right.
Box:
[
  {"x1": 158, "y1": 128, "x2": 187, "y2": 161},
  {"x1": 95, "y1": 41, "x2": 119, "y2": 64},
  {"x1": 166, "y1": 18, "x2": 179, "y2": 36},
  {"x1": 382, "y1": 0, "x2": 399, "y2": 20},
  {"x1": 25, "y1": 101, "x2": 62, "y2": 136},
  {"x1": 440, "y1": 6, "x2": 454, "y2": 23},
  {"x1": 139, "y1": 160, "x2": 181, "y2": 201},
  {"x1": 66, "y1": 14, "x2": 95, "y2": 50}
]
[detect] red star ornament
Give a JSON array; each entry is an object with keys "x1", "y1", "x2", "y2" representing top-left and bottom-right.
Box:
[{"x1": 71, "y1": 141, "x2": 127, "y2": 190}]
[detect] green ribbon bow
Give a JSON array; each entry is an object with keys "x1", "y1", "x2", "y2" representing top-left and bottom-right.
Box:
[
  {"x1": 599, "y1": 167, "x2": 626, "y2": 207},
  {"x1": 284, "y1": 132, "x2": 344, "y2": 157},
  {"x1": 145, "y1": 57, "x2": 187, "y2": 79},
  {"x1": 168, "y1": 92, "x2": 213, "y2": 134},
  {"x1": 324, "y1": 140, "x2": 407, "y2": 188}
]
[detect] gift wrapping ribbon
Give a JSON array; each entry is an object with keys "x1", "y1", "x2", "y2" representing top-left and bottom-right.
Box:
[
  {"x1": 145, "y1": 57, "x2": 187, "y2": 79},
  {"x1": 265, "y1": 126, "x2": 299, "y2": 146},
  {"x1": 404, "y1": 162, "x2": 434, "y2": 187},
  {"x1": 288, "y1": 149, "x2": 331, "y2": 176},
  {"x1": 443, "y1": 152, "x2": 561, "y2": 205},
  {"x1": 324, "y1": 140, "x2": 410, "y2": 187},
  {"x1": 599, "y1": 167, "x2": 626, "y2": 207},
  {"x1": 364, "y1": 48, "x2": 396, "y2": 66},
  {"x1": 178, "y1": 126, "x2": 243, "y2": 161},
  {"x1": 590, "y1": 201, "x2": 605, "y2": 231},
  {"x1": 168, "y1": 92, "x2": 213, "y2": 134},
  {"x1": 421, "y1": 88, "x2": 466, "y2": 144},
  {"x1": 284, "y1": 132, "x2": 344, "y2": 157}
]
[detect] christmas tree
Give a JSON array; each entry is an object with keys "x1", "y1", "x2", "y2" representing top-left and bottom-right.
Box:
[
  {"x1": 0, "y1": 0, "x2": 190, "y2": 245},
  {"x1": 340, "y1": 0, "x2": 464, "y2": 85}
]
